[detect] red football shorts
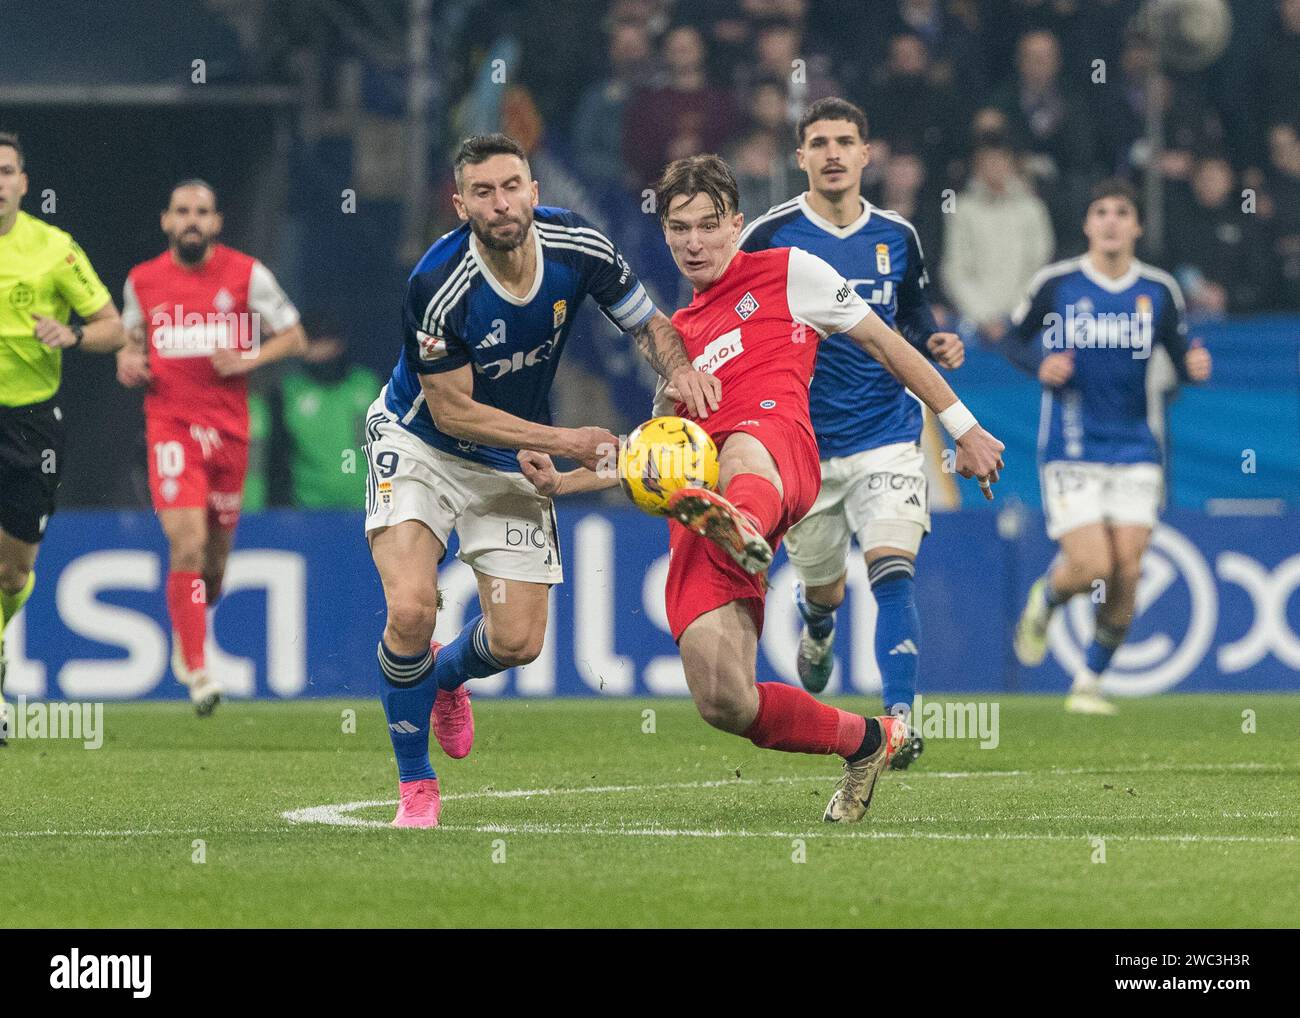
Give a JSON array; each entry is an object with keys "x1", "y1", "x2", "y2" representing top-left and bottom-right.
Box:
[
  {"x1": 664, "y1": 417, "x2": 821, "y2": 642},
  {"x1": 146, "y1": 416, "x2": 248, "y2": 530}
]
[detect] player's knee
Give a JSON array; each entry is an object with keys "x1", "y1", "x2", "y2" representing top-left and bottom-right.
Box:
[
  {"x1": 0, "y1": 560, "x2": 30, "y2": 595},
  {"x1": 167, "y1": 536, "x2": 206, "y2": 573},
  {"x1": 1065, "y1": 548, "x2": 1111, "y2": 586},
  {"x1": 487, "y1": 628, "x2": 544, "y2": 668},
  {"x1": 805, "y1": 578, "x2": 845, "y2": 609},
  {"x1": 692, "y1": 687, "x2": 749, "y2": 734},
  {"x1": 385, "y1": 593, "x2": 439, "y2": 645},
  {"x1": 1112, "y1": 555, "x2": 1142, "y2": 593}
]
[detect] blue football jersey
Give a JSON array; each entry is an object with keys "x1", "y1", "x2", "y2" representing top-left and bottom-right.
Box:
[
  {"x1": 738, "y1": 194, "x2": 939, "y2": 459},
  {"x1": 383, "y1": 206, "x2": 655, "y2": 471},
  {"x1": 1002, "y1": 256, "x2": 1191, "y2": 465}
]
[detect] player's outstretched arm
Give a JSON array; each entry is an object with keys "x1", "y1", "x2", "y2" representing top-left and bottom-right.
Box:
[
  {"x1": 517, "y1": 451, "x2": 620, "y2": 497},
  {"x1": 845, "y1": 311, "x2": 1005, "y2": 497},
  {"x1": 630, "y1": 311, "x2": 720, "y2": 419},
  {"x1": 420, "y1": 366, "x2": 618, "y2": 471}
]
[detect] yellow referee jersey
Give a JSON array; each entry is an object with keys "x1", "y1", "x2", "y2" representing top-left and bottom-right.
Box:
[{"x1": 0, "y1": 210, "x2": 112, "y2": 407}]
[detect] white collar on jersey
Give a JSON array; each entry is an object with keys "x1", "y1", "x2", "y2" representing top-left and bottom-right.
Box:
[
  {"x1": 468, "y1": 224, "x2": 545, "y2": 306},
  {"x1": 797, "y1": 192, "x2": 872, "y2": 238},
  {"x1": 1078, "y1": 253, "x2": 1142, "y2": 294}
]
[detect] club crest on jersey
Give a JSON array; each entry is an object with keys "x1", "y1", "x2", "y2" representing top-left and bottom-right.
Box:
[
  {"x1": 875, "y1": 243, "x2": 891, "y2": 275},
  {"x1": 213, "y1": 288, "x2": 235, "y2": 313},
  {"x1": 417, "y1": 330, "x2": 447, "y2": 361},
  {"x1": 1136, "y1": 294, "x2": 1152, "y2": 316},
  {"x1": 553, "y1": 299, "x2": 567, "y2": 328},
  {"x1": 735, "y1": 291, "x2": 759, "y2": 320}
]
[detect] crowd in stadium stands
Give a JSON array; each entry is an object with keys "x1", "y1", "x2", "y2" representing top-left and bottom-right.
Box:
[{"x1": 455, "y1": 0, "x2": 1300, "y2": 320}]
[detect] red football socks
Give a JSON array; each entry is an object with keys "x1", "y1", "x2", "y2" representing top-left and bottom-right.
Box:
[
  {"x1": 743, "y1": 680, "x2": 866, "y2": 757},
  {"x1": 166, "y1": 570, "x2": 207, "y2": 672},
  {"x1": 725, "y1": 472, "x2": 782, "y2": 538}
]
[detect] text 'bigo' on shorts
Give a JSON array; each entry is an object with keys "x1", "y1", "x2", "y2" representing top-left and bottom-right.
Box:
[
  {"x1": 363, "y1": 402, "x2": 563, "y2": 586},
  {"x1": 783, "y1": 440, "x2": 931, "y2": 587}
]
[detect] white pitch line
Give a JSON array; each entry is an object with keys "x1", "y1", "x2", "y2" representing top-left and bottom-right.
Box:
[{"x1": 6, "y1": 763, "x2": 1294, "y2": 840}]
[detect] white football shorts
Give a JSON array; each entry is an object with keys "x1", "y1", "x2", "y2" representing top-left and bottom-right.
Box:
[
  {"x1": 784, "y1": 441, "x2": 931, "y2": 586},
  {"x1": 1040, "y1": 460, "x2": 1163, "y2": 540},
  {"x1": 363, "y1": 398, "x2": 563, "y2": 585}
]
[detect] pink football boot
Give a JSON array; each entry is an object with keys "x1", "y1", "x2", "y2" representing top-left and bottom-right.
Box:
[
  {"x1": 392, "y1": 778, "x2": 441, "y2": 828},
  {"x1": 429, "y1": 641, "x2": 476, "y2": 759}
]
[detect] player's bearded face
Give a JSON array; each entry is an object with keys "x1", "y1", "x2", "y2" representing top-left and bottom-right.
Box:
[
  {"x1": 469, "y1": 200, "x2": 534, "y2": 252},
  {"x1": 164, "y1": 188, "x2": 221, "y2": 264},
  {"x1": 458, "y1": 158, "x2": 538, "y2": 252},
  {"x1": 664, "y1": 194, "x2": 743, "y2": 289}
]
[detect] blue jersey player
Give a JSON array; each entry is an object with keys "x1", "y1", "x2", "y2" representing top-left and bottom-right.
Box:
[
  {"x1": 738, "y1": 98, "x2": 966, "y2": 769},
  {"x1": 366, "y1": 134, "x2": 718, "y2": 826},
  {"x1": 1005, "y1": 178, "x2": 1212, "y2": 714}
]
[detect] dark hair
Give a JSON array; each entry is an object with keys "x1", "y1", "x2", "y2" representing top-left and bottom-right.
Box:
[
  {"x1": 170, "y1": 178, "x2": 219, "y2": 209},
  {"x1": 654, "y1": 154, "x2": 740, "y2": 224},
  {"x1": 0, "y1": 131, "x2": 24, "y2": 170},
  {"x1": 453, "y1": 133, "x2": 529, "y2": 188},
  {"x1": 1087, "y1": 177, "x2": 1141, "y2": 221},
  {"x1": 795, "y1": 96, "x2": 869, "y2": 146}
]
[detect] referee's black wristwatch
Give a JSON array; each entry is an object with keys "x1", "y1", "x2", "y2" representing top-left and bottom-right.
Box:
[{"x1": 70, "y1": 323, "x2": 84, "y2": 348}]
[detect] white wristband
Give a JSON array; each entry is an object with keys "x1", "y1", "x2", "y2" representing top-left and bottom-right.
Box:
[{"x1": 938, "y1": 400, "x2": 978, "y2": 441}]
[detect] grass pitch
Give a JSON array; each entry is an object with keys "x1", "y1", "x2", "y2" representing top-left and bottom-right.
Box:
[{"x1": 3, "y1": 694, "x2": 1297, "y2": 927}]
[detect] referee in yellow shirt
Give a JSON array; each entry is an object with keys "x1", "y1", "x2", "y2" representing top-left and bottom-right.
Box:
[{"x1": 0, "y1": 131, "x2": 123, "y2": 741}]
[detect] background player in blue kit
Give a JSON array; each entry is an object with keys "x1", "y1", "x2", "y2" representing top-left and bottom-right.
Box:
[
  {"x1": 366, "y1": 133, "x2": 718, "y2": 826},
  {"x1": 738, "y1": 97, "x2": 965, "y2": 768},
  {"x1": 1004, "y1": 178, "x2": 1212, "y2": 714}
]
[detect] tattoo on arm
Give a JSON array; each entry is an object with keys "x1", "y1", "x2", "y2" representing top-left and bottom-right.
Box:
[{"x1": 631, "y1": 313, "x2": 691, "y2": 380}]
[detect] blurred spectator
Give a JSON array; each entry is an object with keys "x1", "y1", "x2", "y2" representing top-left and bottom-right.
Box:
[
  {"x1": 1263, "y1": 122, "x2": 1300, "y2": 309},
  {"x1": 570, "y1": 21, "x2": 654, "y2": 190},
  {"x1": 868, "y1": 148, "x2": 945, "y2": 299},
  {"x1": 1099, "y1": 36, "x2": 1224, "y2": 183},
  {"x1": 865, "y1": 33, "x2": 962, "y2": 184},
  {"x1": 728, "y1": 76, "x2": 798, "y2": 220},
  {"x1": 1167, "y1": 155, "x2": 1273, "y2": 316},
  {"x1": 941, "y1": 135, "x2": 1054, "y2": 336},
  {"x1": 622, "y1": 24, "x2": 738, "y2": 187},
  {"x1": 991, "y1": 29, "x2": 1096, "y2": 241},
  {"x1": 740, "y1": 17, "x2": 840, "y2": 117},
  {"x1": 265, "y1": 316, "x2": 380, "y2": 509},
  {"x1": 1261, "y1": 0, "x2": 1300, "y2": 128}
]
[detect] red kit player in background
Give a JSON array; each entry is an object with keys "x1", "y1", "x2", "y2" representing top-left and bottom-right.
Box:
[
  {"x1": 117, "y1": 180, "x2": 306, "y2": 715},
  {"x1": 522, "y1": 155, "x2": 1004, "y2": 822}
]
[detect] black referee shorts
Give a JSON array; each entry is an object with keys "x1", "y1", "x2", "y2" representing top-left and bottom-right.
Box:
[{"x1": 0, "y1": 397, "x2": 65, "y2": 544}]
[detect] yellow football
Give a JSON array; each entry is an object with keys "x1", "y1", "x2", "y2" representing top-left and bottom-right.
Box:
[{"x1": 618, "y1": 416, "x2": 720, "y2": 515}]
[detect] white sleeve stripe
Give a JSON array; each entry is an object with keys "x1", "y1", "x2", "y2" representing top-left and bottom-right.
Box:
[
  {"x1": 1136, "y1": 263, "x2": 1187, "y2": 314},
  {"x1": 535, "y1": 222, "x2": 616, "y2": 257},
  {"x1": 538, "y1": 235, "x2": 614, "y2": 265},
  {"x1": 1022, "y1": 257, "x2": 1085, "y2": 297},
  {"x1": 420, "y1": 253, "x2": 474, "y2": 333},
  {"x1": 737, "y1": 198, "x2": 801, "y2": 246},
  {"x1": 873, "y1": 208, "x2": 927, "y2": 261},
  {"x1": 423, "y1": 261, "x2": 477, "y2": 337}
]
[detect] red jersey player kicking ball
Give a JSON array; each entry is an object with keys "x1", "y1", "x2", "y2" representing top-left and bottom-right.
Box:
[
  {"x1": 522, "y1": 155, "x2": 1003, "y2": 822},
  {"x1": 118, "y1": 180, "x2": 306, "y2": 715}
]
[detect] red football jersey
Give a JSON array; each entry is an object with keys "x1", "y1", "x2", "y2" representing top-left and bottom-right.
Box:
[
  {"x1": 666, "y1": 247, "x2": 874, "y2": 441},
  {"x1": 122, "y1": 244, "x2": 299, "y2": 441}
]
